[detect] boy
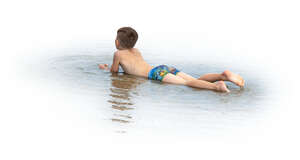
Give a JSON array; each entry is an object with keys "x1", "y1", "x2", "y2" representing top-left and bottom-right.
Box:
[{"x1": 99, "y1": 27, "x2": 244, "y2": 92}]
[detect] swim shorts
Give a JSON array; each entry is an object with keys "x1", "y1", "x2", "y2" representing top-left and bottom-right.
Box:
[{"x1": 148, "y1": 65, "x2": 180, "y2": 81}]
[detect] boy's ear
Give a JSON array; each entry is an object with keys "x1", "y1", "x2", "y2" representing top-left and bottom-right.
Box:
[{"x1": 115, "y1": 39, "x2": 119, "y2": 47}]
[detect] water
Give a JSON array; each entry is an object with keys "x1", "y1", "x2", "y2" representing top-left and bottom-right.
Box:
[{"x1": 31, "y1": 41, "x2": 274, "y2": 134}]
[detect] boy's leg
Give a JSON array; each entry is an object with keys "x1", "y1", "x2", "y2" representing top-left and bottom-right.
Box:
[
  {"x1": 198, "y1": 70, "x2": 245, "y2": 87},
  {"x1": 163, "y1": 73, "x2": 229, "y2": 92},
  {"x1": 177, "y1": 71, "x2": 227, "y2": 83},
  {"x1": 198, "y1": 73, "x2": 226, "y2": 82},
  {"x1": 162, "y1": 73, "x2": 186, "y2": 85},
  {"x1": 176, "y1": 72, "x2": 197, "y2": 81}
]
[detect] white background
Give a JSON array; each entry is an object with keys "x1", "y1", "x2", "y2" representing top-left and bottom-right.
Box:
[{"x1": 1, "y1": 0, "x2": 300, "y2": 160}]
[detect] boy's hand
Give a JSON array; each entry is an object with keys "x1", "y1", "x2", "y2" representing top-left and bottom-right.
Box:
[{"x1": 98, "y1": 64, "x2": 109, "y2": 70}]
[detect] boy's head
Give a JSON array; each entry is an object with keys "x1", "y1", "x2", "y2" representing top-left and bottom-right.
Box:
[{"x1": 115, "y1": 27, "x2": 138, "y2": 50}]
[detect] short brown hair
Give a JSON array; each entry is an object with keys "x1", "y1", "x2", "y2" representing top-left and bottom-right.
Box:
[{"x1": 117, "y1": 27, "x2": 138, "y2": 49}]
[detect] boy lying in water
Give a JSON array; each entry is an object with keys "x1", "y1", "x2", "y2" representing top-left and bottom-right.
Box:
[{"x1": 99, "y1": 27, "x2": 244, "y2": 92}]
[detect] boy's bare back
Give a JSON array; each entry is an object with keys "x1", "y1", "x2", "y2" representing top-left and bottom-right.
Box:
[{"x1": 113, "y1": 48, "x2": 152, "y2": 77}]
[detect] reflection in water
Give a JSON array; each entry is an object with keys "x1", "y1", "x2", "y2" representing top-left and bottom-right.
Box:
[
  {"x1": 108, "y1": 73, "x2": 146, "y2": 124},
  {"x1": 43, "y1": 53, "x2": 271, "y2": 134}
]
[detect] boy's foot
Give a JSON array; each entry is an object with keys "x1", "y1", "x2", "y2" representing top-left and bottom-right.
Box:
[
  {"x1": 222, "y1": 70, "x2": 245, "y2": 87},
  {"x1": 215, "y1": 81, "x2": 230, "y2": 92}
]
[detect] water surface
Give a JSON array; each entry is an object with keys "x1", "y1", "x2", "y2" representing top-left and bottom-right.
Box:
[{"x1": 36, "y1": 42, "x2": 273, "y2": 134}]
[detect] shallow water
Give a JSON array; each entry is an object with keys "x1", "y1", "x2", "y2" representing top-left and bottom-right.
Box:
[
  {"x1": 2, "y1": 1, "x2": 299, "y2": 159},
  {"x1": 33, "y1": 41, "x2": 274, "y2": 134}
]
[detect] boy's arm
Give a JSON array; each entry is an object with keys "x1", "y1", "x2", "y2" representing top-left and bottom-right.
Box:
[{"x1": 110, "y1": 52, "x2": 120, "y2": 73}]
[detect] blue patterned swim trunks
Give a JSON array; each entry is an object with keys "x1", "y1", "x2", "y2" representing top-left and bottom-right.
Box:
[{"x1": 148, "y1": 65, "x2": 180, "y2": 81}]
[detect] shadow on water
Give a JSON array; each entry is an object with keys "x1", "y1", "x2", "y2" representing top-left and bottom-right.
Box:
[{"x1": 108, "y1": 73, "x2": 146, "y2": 124}]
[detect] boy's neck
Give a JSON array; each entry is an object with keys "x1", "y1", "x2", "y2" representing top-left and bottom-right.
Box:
[{"x1": 117, "y1": 48, "x2": 134, "y2": 52}]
